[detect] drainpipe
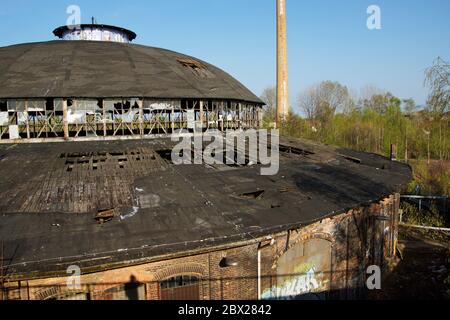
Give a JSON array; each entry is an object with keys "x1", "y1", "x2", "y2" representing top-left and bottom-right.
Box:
[
  {"x1": 257, "y1": 245, "x2": 262, "y2": 300},
  {"x1": 258, "y1": 239, "x2": 275, "y2": 300}
]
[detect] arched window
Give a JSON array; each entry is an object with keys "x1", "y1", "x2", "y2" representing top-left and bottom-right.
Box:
[
  {"x1": 263, "y1": 238, "x2": 332, "y2": 300},
  {"x1": 96, "y1": 276, "x2": 145, "y2": 300},
  {"x1": 160, "y1": 275, "x2": 200, "y2": 300}
]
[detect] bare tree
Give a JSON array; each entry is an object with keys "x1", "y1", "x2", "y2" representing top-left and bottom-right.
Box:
[
  {"x1": 298, "y1": 85, "x2": 319, "y2": 120},
  {"x1": 298, "y1": 81, "x2": 353, "y2": 121},
  {"x1": 425, "y1": 57, "x2": 450, "y2": 115},
  {"x1": 359, "y1": 85, "x2": 384, "y2": 102},
  {"x1": 260, "y1": 86, "x2": 276, "y2": 109},
  {"x1": 260, "y1": 86, "x2": 276, "y2": 122}
]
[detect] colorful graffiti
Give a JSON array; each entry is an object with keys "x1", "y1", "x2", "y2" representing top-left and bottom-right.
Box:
[{"x1": 261, "y1": 265, "x2": 322, "y2": 300}]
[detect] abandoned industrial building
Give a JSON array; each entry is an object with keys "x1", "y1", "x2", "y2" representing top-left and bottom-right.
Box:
[{"x1": 0, "y1": 23, "x2": 412, "y2": 300}]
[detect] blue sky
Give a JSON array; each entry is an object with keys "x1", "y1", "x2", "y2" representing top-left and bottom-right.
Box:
[{"x1": 0, "y1": 0, "x2": 449, "y2": 111}]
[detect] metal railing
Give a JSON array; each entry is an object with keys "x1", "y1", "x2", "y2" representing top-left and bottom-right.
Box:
[{"x1": 400, "y1": 195, "x2": 450, "y2": 231}]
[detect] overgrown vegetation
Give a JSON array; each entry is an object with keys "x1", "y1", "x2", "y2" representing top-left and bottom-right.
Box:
[
  {"x1": 261, "y1": 57, "x2": 450, "y2": 197},
  {"x1": 407, "y1": 160, "x2": 450, "y2": 195},
  {"x1": 401, "y1": 202, "x2": 446, "y2": 227},
  {"x1": 261, "y1": 57, "x2": 449, "y2": 227}
]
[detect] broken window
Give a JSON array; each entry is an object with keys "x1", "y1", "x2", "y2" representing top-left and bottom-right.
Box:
[
  {"x1": 160, "y1": 276, "x2": 200, "y2": 300},
  {"x1": 0, "y1": 100, "x2": 7, "y2": 112},
  {"x1": 7, "y1": 100, "x2": 26, "y2": 112},
  {"x1": 45, "y1": 99, "x2": 54, "y2": 111},
  {"x1": 160, "y1": 276, "x2": 199, "y2": 290},
  {"x1": 27, "y1": 100, "x2": 45, "y2": 112},
  {"x1": 0, "y1": 101, "x2": 8, "y2": 127},
  {"x1": 177, "y1": 57, "x2": 214, "y2": 78},
  {"x1": 104, "y1": 99, "x2": 140, "y2": 136}
]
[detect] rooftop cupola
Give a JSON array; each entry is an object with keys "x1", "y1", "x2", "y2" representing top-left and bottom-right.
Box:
[{"x1": 53, "y1": 18, "x2": 137, "y2": 43}]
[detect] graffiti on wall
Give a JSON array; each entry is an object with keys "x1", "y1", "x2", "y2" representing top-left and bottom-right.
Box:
[
  {"x1": 261, "y1": 264, "x2": 323, "y2": 300},
  {"x1": 262, "y1": 238, "x2": 332, "y2": 300}
]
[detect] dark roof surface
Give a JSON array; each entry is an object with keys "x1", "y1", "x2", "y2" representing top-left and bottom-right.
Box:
[
  {"x1": 0, "y1": 41, "x2": 263, "y2": 104},
  {"x1": 0, "y1": 137, "x2": 412, "y2": 277},
  {"x1": 53, "y1": 24, "x2": 137, "y2": 41}
]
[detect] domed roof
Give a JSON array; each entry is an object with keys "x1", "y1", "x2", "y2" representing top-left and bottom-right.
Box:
[{"x1": 0, "y1": 40, "x2": 263, "y2": 104}]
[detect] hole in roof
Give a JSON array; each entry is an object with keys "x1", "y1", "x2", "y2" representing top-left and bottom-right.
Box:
[
  {"x1": 95, "y1": 208, "x2": 117, "y2": 224},
  {"x1": 61, "y1": 149, "x2": 153, "y2": 172},
  {"x1": 238, "y1": 190, "x2": 265, "y2": 200},
  {"x1": 176, "y1": 57, "x2": 214, "y2": 78},
  {"x1": 110, "y1": 152, "x2": 125, "y2": 157},
  {"x1": 64, "y1": 152, "x2": 92, "y2": 158},
  {"x1": 77, "y1": 158, "x2": 89, "y2": 164},
  {"x1": 156, "y1": 149, "x2": 174, "y2": 164}
]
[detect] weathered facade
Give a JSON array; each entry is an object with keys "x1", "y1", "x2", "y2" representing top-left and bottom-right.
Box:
[
  {"x1": 0, "y1": 39, "x2": 263, "y2": 143},
  {"x1": 1, "y1": 194, "x2": 400, "y2": 300},
  {"x1": 0, "y1": 135, "x2": 410, "y2": 300},
  {"x1": 0, "y1": 24, "x2": 412, "y2": 300}
]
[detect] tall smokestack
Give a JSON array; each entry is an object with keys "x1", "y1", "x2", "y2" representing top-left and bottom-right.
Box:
[{"x1": 276, "y1": 0, "x2": 289, "y2": 127}]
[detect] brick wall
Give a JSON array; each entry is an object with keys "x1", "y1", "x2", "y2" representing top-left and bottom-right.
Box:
[{"x1": 2, "y1": 194, "x2": 400, "y2": 300}]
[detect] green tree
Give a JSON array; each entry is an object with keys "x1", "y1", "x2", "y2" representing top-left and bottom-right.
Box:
[{"x1": 403, "y1": 98, "x2": 417, "y2": 116}]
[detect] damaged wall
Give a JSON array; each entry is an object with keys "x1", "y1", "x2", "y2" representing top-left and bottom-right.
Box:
[{"x1": 1, "y1": 194, "x2": 400, "y2": 301}]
